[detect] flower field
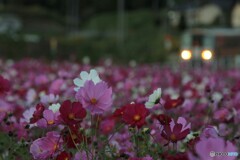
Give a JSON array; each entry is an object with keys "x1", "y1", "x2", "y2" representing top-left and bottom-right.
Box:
[{"x1": 0, "y1": 59, "x2": 239, "y2": 160}]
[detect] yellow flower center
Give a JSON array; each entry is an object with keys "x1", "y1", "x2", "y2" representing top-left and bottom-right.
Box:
[
  {"x1": 172, "y1": 102, "x2": 177, "y2": 107},
  {"x1": 133, "y1": 114, "x2": 141, "y2": 121},
  {"x1": 90, "y1": 98, "x2": 97, "y2": 104},
  {"x1": 72, "y1": 134, "x2": 77, "y2": 140},
  {"x1": 48, "y1": 120, "x2": 54, "y2": 125},
  {"x1": 53, "y1": 144, "x2": 58, "y2": 151},
  {"x1": 170, "y1": 133, "x2": 177, "y2": 142},
  {"x1": 68, "y1": 113, "x2": 75, "y2": 119}
]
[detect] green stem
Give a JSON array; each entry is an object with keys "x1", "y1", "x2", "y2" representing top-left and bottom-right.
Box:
[
  {"x1": 68, "y1": 127, "x2": 81, "y2": 152},
  {"x1": 134, "y1": 128, "x2": 140, "y2": 157}
]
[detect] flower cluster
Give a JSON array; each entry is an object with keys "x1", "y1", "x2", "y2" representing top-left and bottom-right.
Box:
[{"x1": 0, "y1": 59, "x2": 239, "y2": 160}]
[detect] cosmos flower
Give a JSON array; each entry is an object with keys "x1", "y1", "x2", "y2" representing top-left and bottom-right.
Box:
[
  {"x1": 49, "y1": 103, "x2": 61, "y2": 113},
  {"x1": 145, "y1": 88, "x2": 162, "y2": 108},
  {"x1": 40, "y1": 93, "x2": 59, "y2": 105},
  {"x1": 75, "y1": 80, "x2": 112, "y2": 115},
  {"x1": 59, "y1": 100, "x2": 86, "y2": 125},
  {"x1": 30, "y1": 103, "x2": 45, "y2": 124},
  {"x1": 161, "y1": 117, "x2": 191, "y2": 143},
  {"x1": 37, "y1": 109, "x2": 59, "y2": 128},
  {"x1": 122, "y1": 103, "x2": 149, "y2": 128},
  {"x1": 30, "y1": 131, "x2": 62, "y2": 160},
  {"x1": 164, "y1": 96, "x2": 184, "y2": 110},
  {"x1": 200, "y1": 125, "x2": 218, "y2": 140},
  {"x1": 153, "y1": 114, "x2": 172, "y2": 125},
  {"x1": 99, "y1": 117, "x2": 115, "y2": 135},
  {"x1": 73, "y1": 69, "x2": 102, "y2": 92}
]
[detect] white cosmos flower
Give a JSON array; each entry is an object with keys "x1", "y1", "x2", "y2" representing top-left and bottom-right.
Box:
[
  {"x1": 73, "y1": 69, "x2": 102, "y2": 92},
  {"x1": 49, "y1": 103, "x2": 61, "y2": 113},
  {"x1": 145, "y1": 88, "x2": 162, "y2": 108}
]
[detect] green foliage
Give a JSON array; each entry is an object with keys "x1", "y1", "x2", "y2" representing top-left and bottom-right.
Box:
[
  {"x1": 0, "y1": 132, "x2": 31, "y2": 160},
  {"x1": 0, "y1": 8, "x2": 172, "y2": 63},
  {"x1": 76, "y1": 9, "x2": 168, "y2": 63}
]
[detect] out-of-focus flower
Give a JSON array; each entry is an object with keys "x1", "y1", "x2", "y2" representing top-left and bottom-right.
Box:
[
  {"x1": 49, "y1": 79, "x2": 66, "y2": 94},
  {"x1": 162, "y1": 117, "x2": 191, "y2": 143},
  {"x1": 40, "y1": 93, "x2": 59, "y2": 105},
  {"x1": 213, "y1": 108, "x2": 230, "y2": 122},
  {"x1": 30, "y1": 131, "x2": 62, "y2": 160},
  {"x1": 26, "y1": 88, "x2": 37, "y2": 105},
  {"x1": 49, "y1": 103, "x2": 61, "y2": 113},
  {"x1": 145, "y1": 88, "x2": 162, "y2": 108},
  {"x1": 200, "y1": 125, "x2": 218, "y2": 140},
  {"x1": 100, "y1": 117, "x2": 115, "y2": 135},
  {"x1": 164, "y1": 96, "x2": 184, "y2": 110},
  {"x1": 153, "y1": 114, "x2": 172, "y2": 125},
  {"x1": 20, "y1": 107, "x2": 35, "y2": 126},
  {"x1": 194, "y1": 137, "x2": 237, "y2": 160},
  {"x1": 113, "y1": 105, "x2": 127, "y2": 119},
  {"x1": 0, "y1": 75, "x2": 10, "y2": 94},
  {"x1": 73, "y1": 69, "x2": 101, "y2": 92},
  {"x1": 122, "y1": 103, "x2": 149, "y2": 128},
  {"x1": 59, "y1": 100, "x2": 86, "y2": 125},
  {"x1": 56, "y1": 151, "x2": 72, "y2": 160},
  {"x1": 30, "y1": 103, "x2": 45, "y2": 124},
  {"x1": 162, "y1": 152, "x2": 189, "y2": 160},
  {"x1": 76, "y1": 80, "x2": 112, "y2": 115}
]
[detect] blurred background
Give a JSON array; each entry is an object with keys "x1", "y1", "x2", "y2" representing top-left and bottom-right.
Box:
[{"x1": 0, "y1": 0, "x2": 240, "y2": 65}]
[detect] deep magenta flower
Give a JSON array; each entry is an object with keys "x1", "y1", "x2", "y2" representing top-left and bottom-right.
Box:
[
  {"x1": 122, "y1": 103, "x2": 149, "y2": 128},
  {"x1": 161, "y1": 117, "x2": 190, "y2": 143},
  {"x1": 0, "y1": 75, "x2": 10, "y2": 94},
  {"x1": 56, "y1": 151, "x2": 72, "y2": 160},
  {"x1": 30, "y1": 131, "x2": 62, "y2": 160},
  {"x1": 100, "y1": 117, "x2": 115, "y2": 135},
  {"x1": 59, "y1": 100, "x2": 86, "y2": 125},
  {"x1": 30, "y1": 103, "x2": 45, "y2": 124},
  {"x1": 75, "y1": 80, "x2": 112, "y2": 115},
  {"x1": 153, "y1": 114, "x2": 172, "y2": 125},
  {"x1": 164, "y1": 96, "x2": 184, "y2": 110}
]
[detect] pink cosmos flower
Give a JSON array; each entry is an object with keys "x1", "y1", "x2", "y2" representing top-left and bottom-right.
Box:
[
  {"x1": 193, "y1": 137, "x2": 237, "y2": 160},
  {"x1": 49, "y1": 79, "x2": 65, "y2": 94},
  {"x1": 213, "y1": 108, "x2": 230, "y2": 122},
  {"x1": 75, "y1": 80, "x2": 112, "y2": 115},
  {"x1": 37, "y1": 109, "x2": 60, "y2": 128},
  {"x1": 40, "y1": 93, "x2": 59, "y2": 105},
  {"x1": 30, "y1": 131, "x2": 62, "y2": 160},
  {"x1": 200, "y1": 125, "x2": 218, "y2": 140}
]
